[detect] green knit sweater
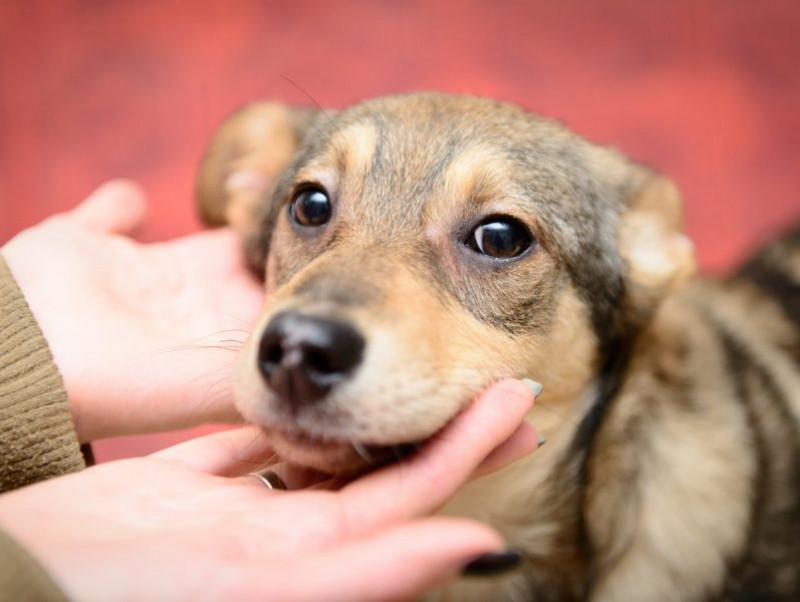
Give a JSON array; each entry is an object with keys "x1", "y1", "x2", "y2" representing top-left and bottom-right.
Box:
[{"x1": 0, "y1": 255, "x2": 85, "y2": 601}]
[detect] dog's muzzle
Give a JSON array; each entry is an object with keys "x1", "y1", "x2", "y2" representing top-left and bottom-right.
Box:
[{"x1": 257, "y1": 311, "x2": 365, "y2": 407}]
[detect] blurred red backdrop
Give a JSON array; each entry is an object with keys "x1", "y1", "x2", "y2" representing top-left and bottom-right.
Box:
[{"x1": 1, "y1": 0, "x2": 798, "y2": 461}]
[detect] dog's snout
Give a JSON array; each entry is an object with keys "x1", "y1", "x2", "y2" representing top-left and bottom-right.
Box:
[{"x1": 258, "y1": 312, "x2": 365, "y2": 406}]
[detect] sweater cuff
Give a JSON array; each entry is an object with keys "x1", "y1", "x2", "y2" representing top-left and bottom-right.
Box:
[
  {"x1": 0, "y1": 256, "x2": 85, "y2": 493},
  {"x1": 0, "y1": 528, "x2": 69, "y2": 602}
]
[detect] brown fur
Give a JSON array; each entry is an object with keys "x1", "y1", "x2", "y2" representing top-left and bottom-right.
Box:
[{"x1": 196, "y1": 93, "x2": 800, "y2": 601}]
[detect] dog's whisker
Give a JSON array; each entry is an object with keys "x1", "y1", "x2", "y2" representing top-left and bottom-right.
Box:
[
  {"x1": 143, "y1": 332, "x2": 247, "y2": 358},
  {"x1": 279, "y1": 74, "x2": 341, "y2": 140},
  {"x1": 202, "y1": 327, "x2": 251, "y2": 335},
  {"x1": 177, "y1": 373, "x2": 236, "y2": 429},
  {"x1": 142, "y1": 345, "x2": 243, "y2": 358},
  {"x1": 211, "y1": 315, "x2": 255, "y2": 330},
  {"x1": 218, "y1": 429, "x2": 280, "y2": 472}
]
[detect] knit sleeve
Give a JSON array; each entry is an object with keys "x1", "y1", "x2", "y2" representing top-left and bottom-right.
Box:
[{"x1": 0, "y1": 255, "x2": 85, "y2": 493}]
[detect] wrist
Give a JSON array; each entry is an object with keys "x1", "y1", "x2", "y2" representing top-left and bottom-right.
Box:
[{"x1": 0, "y1": 257, "x2": 85, "y2": 485}]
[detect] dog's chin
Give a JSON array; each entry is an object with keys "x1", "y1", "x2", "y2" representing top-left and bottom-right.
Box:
[{"x1": 263, "y1": 425, "x2": 421, "y2": 476}]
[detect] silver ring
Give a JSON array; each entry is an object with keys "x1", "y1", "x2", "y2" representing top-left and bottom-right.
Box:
[{"x1": 248, "y1": 468, "x2": 287, "y2": 490}]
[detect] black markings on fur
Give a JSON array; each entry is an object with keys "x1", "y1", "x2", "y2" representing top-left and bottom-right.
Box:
[
  {"x1": 738, "y1": 226, "x2": 800, "y2": 364},
  {"x1": 561, "y1": 220, "x2": 627, "y2": 351},
  {"x1": 715, "y1": 324, "x2": 770, "y2": 601},
  {"x1": 739, "y1": 260, "x2": 800, "y2": 328},
  {"x1": 567, "y1": 325, "x2": 638, "y2": 596},
  {"x1": 247, "y1": 175, "x2": 294, "y2": 277},
  {"x1": 713, "y1": 319, "x2": 800, "y2": 601}
]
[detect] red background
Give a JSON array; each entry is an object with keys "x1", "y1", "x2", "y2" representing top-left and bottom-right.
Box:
[{"x1": 1, "y1": 0, "x2": 798, "y2": 461}]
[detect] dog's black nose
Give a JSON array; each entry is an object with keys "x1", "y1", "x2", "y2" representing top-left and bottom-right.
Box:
[{"x1": 257, "y1": 311, "x2": 365, "y2": 406}]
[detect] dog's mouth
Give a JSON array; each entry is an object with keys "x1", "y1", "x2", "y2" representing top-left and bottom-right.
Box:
[{"x1": 263, "y1": 424, "x2": 424, "y2": 476}]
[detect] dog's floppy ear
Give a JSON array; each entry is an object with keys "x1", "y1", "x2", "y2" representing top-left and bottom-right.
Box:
[
  {"x1": 620, "y1": 171, "x2": 696, "y2": 316},
  {"x1": 619, "y1": 172, "x2": 696, "y2": 310},
  {"x1": 196, "y1": 102, "x2": 317, "y2": 234},
  {"x1": 590, "y1": 148, "x2": 696, "y2": 314}
]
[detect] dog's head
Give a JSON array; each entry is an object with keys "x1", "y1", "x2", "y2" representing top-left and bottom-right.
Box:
[{"x1": 197, "y1": 93, "x2": 695, "y2": 474}]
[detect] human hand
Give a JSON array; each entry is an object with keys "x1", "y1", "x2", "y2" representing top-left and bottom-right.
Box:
[
  {"x1": 1, "y1": 181, "x2": 264, "y2": 441},
  {"x1": 0, "y1": 379, "x2": 539, "y2": 602}
]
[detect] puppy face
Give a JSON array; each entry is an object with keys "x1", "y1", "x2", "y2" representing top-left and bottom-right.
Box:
[{"x1": 198, "y1": 93, "x2": 693, "y2": 474}]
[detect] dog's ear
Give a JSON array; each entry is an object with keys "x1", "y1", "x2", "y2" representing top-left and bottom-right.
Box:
[
  {"x1": 195, "y1": 102, "x2": 318, "y2": 234},
  {"x1": 589, "y1": 147, "x2": 696, "y2": 313},
  {"x1": 619, "y1": 172, "x2": 696, "y2": 310},
  {"x1": 620, "y1": 172, "x2": 696, "y2": 316}
]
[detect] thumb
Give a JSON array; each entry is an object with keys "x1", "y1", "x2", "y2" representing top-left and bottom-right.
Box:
[{"x1": 69, "y1": 180, "x2": 148, "y2": 235}]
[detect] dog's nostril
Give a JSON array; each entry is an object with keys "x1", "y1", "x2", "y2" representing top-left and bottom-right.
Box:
[
  {"x1": 303, "y1": 321, "x2": 364, "y2": 377},
  {"x1": 257, "y1": 331, "x2": 285, "y2": 377},
  {"x1": 256, "y1": 311, "x2": 365, "y2": 406},
  {"x1": 304, "y1": 348, "x2": 336, "y2": 375}
]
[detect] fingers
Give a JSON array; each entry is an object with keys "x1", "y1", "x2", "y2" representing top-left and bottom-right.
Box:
[
  {"x1": 152, "y1": 378, "x2": 538, "y2": 495},
  {"x1": 243, "y1": 518, "x2": 504, "y2": 602},
  {"x1": 339, "y1": 379, "x2": 536, "y2": 534},
  {"x1": 68, "y1": 179, "x2": 148, "y2": 234},
  {"x1": 150, "y1": 426, "x2": 277, "y2": 476},
  {"x1": 473, "y1": 420, "x2": 540, "y2": 479},
  {"x1": 152, "y1": 427, "x2": 336, "y2": 490}
]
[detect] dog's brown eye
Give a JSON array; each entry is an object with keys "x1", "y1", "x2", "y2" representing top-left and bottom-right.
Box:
[
  {"x1": 290, "y1": 187, "x2": 332, "y2": 227},
  {"x1": 468, "y1": 218, "x2": 533, "y2": 259}
]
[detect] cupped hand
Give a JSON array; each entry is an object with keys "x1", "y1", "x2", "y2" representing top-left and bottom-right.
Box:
[
  {"x1": 0, "y1": 379, "x2": 539, "y2": 602},
  {"x1": 1, "y1": 181, "x2": 264, "y2": 441}
]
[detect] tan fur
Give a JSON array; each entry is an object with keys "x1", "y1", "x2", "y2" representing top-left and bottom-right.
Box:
[
  {"x1": 444, "y1": 144, "x2": 515, "y2": 205},
  {"x1": 585, "y1": 297, "x2": 755, "y2": 602},
  {"x1": 334, "y1": 121, "x2": 380, "y2": 176},
  {"x1": 196, "y1": 93, "x2": 800, "y2": 601}
]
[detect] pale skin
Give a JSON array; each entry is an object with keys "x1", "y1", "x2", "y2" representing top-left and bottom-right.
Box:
[
  {"x1": 2, "y1": 180, "x2": 265, "y2": 441},
  {"x1": 0, "y1": 182, "x2": 542, "y2": 601},
  {"x1": 0, "y1": 382, "x2": 538, "y2": 602}
]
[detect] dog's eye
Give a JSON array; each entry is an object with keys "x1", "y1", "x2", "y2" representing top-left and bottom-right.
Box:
[
  {"x1": 467, "y1": 217, "x2": 533, "y2": 259},
  {"x1": 290, "y1": 187, "x2": 332, "y2": 227}
]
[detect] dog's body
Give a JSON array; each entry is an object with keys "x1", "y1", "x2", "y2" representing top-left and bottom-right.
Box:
[{"x1": 197, "y1": 93, "x2": 800, "y2": 601}]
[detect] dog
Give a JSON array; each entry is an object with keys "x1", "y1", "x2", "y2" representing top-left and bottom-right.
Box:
[{"x1": 195, "y1": 93, "x2": 800, "y2": 601}]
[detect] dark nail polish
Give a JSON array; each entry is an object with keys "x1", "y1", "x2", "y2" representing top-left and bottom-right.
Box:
[{"x1": 461, "y1": 548, "x2": 524, "y2": 577}]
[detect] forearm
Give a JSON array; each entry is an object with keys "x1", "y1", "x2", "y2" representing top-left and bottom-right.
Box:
[{"x1": 0, "y1": 256, "x2": 84, "y2": 493}]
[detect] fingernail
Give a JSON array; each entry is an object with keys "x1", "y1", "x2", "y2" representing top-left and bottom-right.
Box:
[
  {"x1": 537, "y1": 433, "x2": 547, "y2": 448},
  {"x1": 522, "y1": 378, "x2": 543, "y2": 398},
  {"x1": 461, "y1": 548, "x2": 524, "y2": 577}
]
